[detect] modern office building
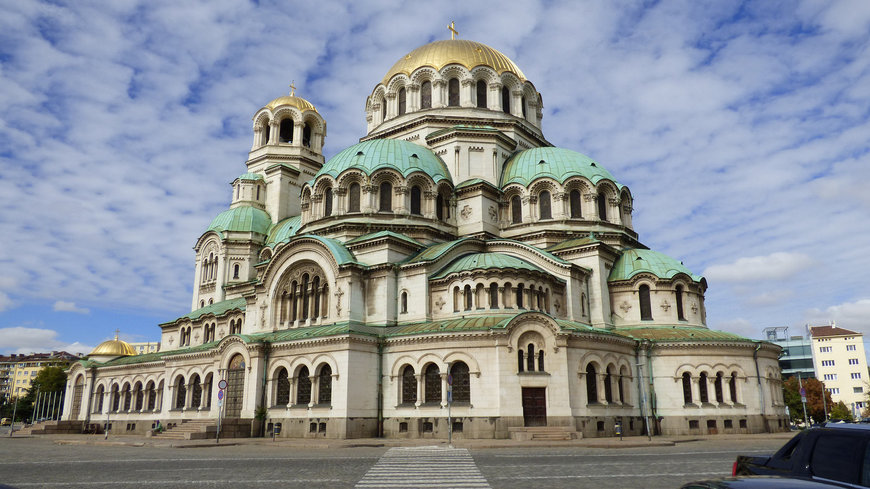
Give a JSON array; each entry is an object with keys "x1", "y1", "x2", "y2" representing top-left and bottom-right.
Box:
[{"x1": 763, "y1": 326, "x2": 816, "y2": 380}]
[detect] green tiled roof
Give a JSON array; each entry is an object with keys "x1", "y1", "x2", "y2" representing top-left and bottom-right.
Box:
[
  {"x1": 266, "y1": 215, "x2": 302, "y2": 246},
  {"x1": 501, "y1": 147, "x2": 623, "y2": 189},
  {"x1": 161, "y1": 297, "x2": 247, "y2": 326},
  {"x1": 431, "y1": 252, "x2": 547, "y2": 279},
  {"x1": 346, "y1": 230, "x2": 423, "y2": 248},
  {"x1": 613, "y1": 326, "x2": 752, "y2": 343},
  {"x1": 609, "y1": 248, "x2": 703, "y2": 282},
  {"x1": 405, "y1": 237, "x2": 476, "y2": 264},
  {"x1": 207, "y1": 206, "x2": 271, "y2": 237},
  {"x1": 235, "y1": 172, "x2": 264, "y2": 182},
  {"x1": 311, "y1": 139, "x2": 452, "y2": 185},
  {"x1": 546, "y1": 235, "x2": 600, "y2": 252},
  {"x1": 293, "y1": 235, "x2": 359, "y2": 266}
]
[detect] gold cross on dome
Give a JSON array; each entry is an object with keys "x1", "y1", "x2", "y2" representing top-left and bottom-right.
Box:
[
  {"x1": 114, "y1": 329, "x2": 120, "y2": 340},
  {"x1": 448, "y1": 21, "x2": 458, "y2": 40},
  {"x1": 289, "y1": 81, "x2": 296, "y2": 96}
]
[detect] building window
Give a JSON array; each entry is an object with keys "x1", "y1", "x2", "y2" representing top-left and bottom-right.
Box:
[
  {"x1": 421, "y1": 81, "x2": 432, "y2": 109},
  {"x1": 846, "y1": 344, "x2": 856, "y2": 351},
  {"x1": 639, "y1": 285, "x2": 653, "y2": 320},
  {"x1": 279, "y1": 119, "x2": 293, "y2": 143},
  {"x1": 410, "y1": 185, "x2": 422, "y2": 215},
  {"x1": 538, "y1": 190, "x2": 552, "y2": 220},
  {"x1": 489, "y1": 283, "x2": 499, "y2": 309},
  {"x1": 476, "y1": 80, "x2": 487, "y2": 108},
  {"x1": 233, "y1": 264, "x2": 240, "y2": 279},
  {"x1": 318, "y1": 365, "x2": 332, "y2": 404},
  {"x1": 682, "y1": 372, "x2": 693, "y2": 404},
  {"x1": 448, "y1": 78, "x2": 459, "y2": 106},
  {"x1": 424, "y1": 364, "x2": 441, "y2": 403},
  {"x1": 852, "y1": 373, "x2": 861, "y2": 379},
  {"x1": 436, "y1": 194, "x2": 444, "y2": 221},
  {"x1": 348, "y1": 183, "x2": 361, "y2": 213},
  {"x1": 511, "y1": 195, "x2": 522, "y2": 224},
  {"x1": 464, "y1": 284, "x2": 472, "y2": 311},
  {"x1": 521, "y1": 95, "x2": 527, "y2": 118},
  {"x1": 586, "y1": 364, "x2": 598, "y2": 403},
  {"x1": 827, "y1": 387, "x2": 840, "y2": 394},
  {"x1": 516, "y1": 283, "x2": 524, "y2": 309},
  {"x1": 569, "y1": 190, "x2": 582, "y2": 218},
  {"x1": 824, "y1": 374, "x2": 837, "y2": 381},
  {"x1": 822, "y1": 360, "x2": 835, "y2": 367},
  {"x1": 190, "y1": 375, "x2": 202, "y2": 408},
  {"x1": 275, "y1": 368, "x2": 290, "y2": 405},
  {"x1": 854, "y1": 387, "x2": 863, "y2": 394},
  {"x1": 324, "y1": 187, "x2": 333, "y2": 217},
  {"x1": 398, "y1": 87, "x2": 406, "y2": 115},
  {"x1": 296, "y1": 366, "x2": 311, "y2": 405},
  {"x1": 597, "y1": 192, "x2": 607, "y2": 221},
  {"x1": 715, "y1": 372, "x2": 724, "y2": 403},
  {"x1": 699, "y1": 372, "x2": 709, "y2": 403},
  {"x1": 450, "y1": 361, "x2": 470, "y2": 403},
  {"x1": 604, "y1": 366, "x2": 613, "y2": 403},
  {"x1": 379, "y1": 182, "x2": 392, "y2": 212},
  {"x1": 401, "y1": 366, "x2": 416, "y2": 404},
  {"x1": 676, "y1": 285, "x2": 685, "y2": 321},
  {"x1": 849, "y1": 358, "x2": 859, "y2": 365},
  {"x1": 400, "y1": 291, "x2": 408, "y2": 314},
  {"x1": 174, "y1": 377, "x2": 186, "y2": 409},
  {"x1": 501, "y1": 86, "x2": 510, "y2": 113},
  {"x1": 381, "y1": 100, "x2": 386, "y2": 121}
]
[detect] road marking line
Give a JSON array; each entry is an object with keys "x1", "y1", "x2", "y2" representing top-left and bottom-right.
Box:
[{"x1": 356, "y1": 447, "x2": 491, "y2": 488}]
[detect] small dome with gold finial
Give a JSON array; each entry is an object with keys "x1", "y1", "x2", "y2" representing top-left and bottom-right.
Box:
[
  {"x1": 89, "y1": 331, "x2": 137, "y2": 357},
  {"x1": 264, "y1": 82, "x2": 318, "y2": 113}
]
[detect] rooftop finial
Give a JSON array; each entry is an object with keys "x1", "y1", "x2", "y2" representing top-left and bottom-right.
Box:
[
  {"x1": 114, "y1": 329, "x2": 120, "y2": 340},
  {"x1": 448, "y1": 21, "x2": 458, "y2": 40},
  {"x1": 289, "y1": 80, "x2": 296, "y2": 96}
]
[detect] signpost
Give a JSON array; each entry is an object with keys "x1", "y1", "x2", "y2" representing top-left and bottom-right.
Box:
[
  {"x1": 798, "y1": 374, "x2": 809, "y2": 427},
  {"x1": 216, "y1": 378, "x2": 228, "y2": 444}
]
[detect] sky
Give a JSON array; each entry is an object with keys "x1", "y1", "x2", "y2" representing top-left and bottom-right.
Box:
[{"x1": 1, "y1": 0, "x2": 869, "y2": 356}]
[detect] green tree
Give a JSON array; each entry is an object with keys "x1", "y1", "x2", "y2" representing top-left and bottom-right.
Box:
[
  {"x1": 20, "y1": 366, "x2": 68, "y2": 422},
  {"x1": 783, "y1": 376, "x2": 833, "y2": 424},
  {"x1": 829, "y1": 401, "x2": 854, "y2": 422}
]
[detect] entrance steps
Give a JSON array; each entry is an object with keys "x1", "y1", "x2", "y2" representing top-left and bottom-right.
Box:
[
  {"x1": 151, "y1": 419, "x2": 216, "y2": 440},
  {"x1": 15, "y1": 420, "x2": 82, "y2": 435},
  {"x1": 508, "y1": 426, "x2": 581, "y2": 441}
]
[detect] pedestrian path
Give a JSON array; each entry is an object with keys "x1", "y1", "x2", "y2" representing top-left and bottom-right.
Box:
[{"x1": 355, "y1": 446, "x2": 491, "y2": 488}]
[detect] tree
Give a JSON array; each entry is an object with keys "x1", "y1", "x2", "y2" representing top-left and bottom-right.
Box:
[
  {"x1": 829, "y1": 401, "x2": 854, "y2": 422},
  {"x1": 782, "y1": 376, "x2": 833, "y2": 424}
]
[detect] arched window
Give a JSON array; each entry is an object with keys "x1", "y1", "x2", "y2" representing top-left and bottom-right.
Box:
[
  {"x1": 400, "y1": 291, "x2": 408, "y2": 314},
  {"x1": 436, "y1": 194, "x2": 444, "y2": 221},
  {"x1": 517, "y1": 349, "x2": 524, "y2": 372},
  {"x1": 401, "y1": 366, "x2": 416, "y2": 404},
  {"x1": 538, "y1": 350, "x2": 545, "y2": 372},
  {"x1": 511, "y1": 195, "x2": 522, "y2": 224},
  {"x1": 538, "y1": 190, "x2": 552, "y2": 220},
  {"x1": 489, "y1": 283, "x2": 499, "y2": 309},
  {"x1": 618, "y1": 368, "x2": 626, "y2": 403},
  {"x1": 398, "y1": 87, "x2": 406, "y2": 115},
  {"x1": 501, "y1": 86, "x2": 510, "y2": 113},
  {"x1": 421, "y1": 81, "x2": 432, "y2": 109},
  {"x1": 516, "y1": 283, "x2": 524, "y2": 309},
  {"x1": 381, "y1": 99, "x2": 386, "y2": 121},
  {"x1": 604, "y1": 366, "x2": 613, "y2": 403},
  {"x1": 379, "y1": 182, "x2": 392, "y2": 212},
  {"x1": 476, "y1": 80, "x2": 487, "y2": 108},
  {"x1": 676, "y1": 285, "x2": 685, "y2": 321},
  {"x1": 450, "y1": 362, "x2": 470, "y2": 403},
  {"x1": 279, "y1": 119, "x2": 293, "y2": 143},
  {"x1": 424, "y1": 364, "x2": 441, "y2": 403},
  {"x1": 302, "y1": 123, "x2": 311, "y2": 147},
  {"x1": 233, "y1": 264, "x2": 240, "y2": 279},
  {"x1": 699, "y1": 372, "x2": 709, "y2": 403},
  {"x1": 263, "y1": 124, "x2": 270, "y2": 145},
  {"x1": 410, "y1": 185, "x2": 421, "y2": 215},
  {"x1": 175, "y1": 377, "x2": 186, "y2": 409},
  {"x1": 730, "y1": 372, "x2": 738, "y2": 403},
  {"x1": 453, "y1": 286, "x2": 460, "y2": 312},
  {"x1": 715, "y1": 372, "x2": 724, "y2": 403},
  {"x1": 318, "y1": 365, "x2": 332, "y2": 404},
  {"x1": 521, "y1": 95, "x2": 527, "y2": 118},
  {"x1": 276, "y1": 368, "x2": 290, "y2": 405},
  {"x1": 597, "y1": 192, "x2": 607, "y2": 221},
  {"x1": 448, "y1": 78, "x2": 460, "y2": 106},
  {"x1": 134, "y1": 382, "x2": 143, "y2": 411},
  {"x1": 682, "y1": 373, "x2": 693, "y2": 404},
  {"x1": 570, "y1": 189, "x2": 582, "y2": 218},
  {"x1": 324, "y1": 187, "x2": 333, "y2": 217},
  {"x1": 464, "y1": 284, "x2": 472, "y2": 311},
  {"x1": 203, "y1": 375, "x2": 213, "y2": 408},
  {"x1": 586, "y1": 364, "x2": 598, "y2": 403},
  {"x1": 301, "y1": 273, "x2": 310, "y2": 321},
  {"x1": 296, "y1": 366, "x2": 311, "y2": 405},
  {"x1": 256, "y1": 185, "x2": 260, "y2": 201},
  {"x1": 639, "y1": 285, "x2": 653, "y2": 321},
  {"x1": 94, "y1": 385, "x2": 104, "y2": 413},
  {"x1": 348, "y1": 182, "x2": 361, "y2": 213},
  {"x1": 312, "y1": 276, "x2": 321, "y2": 318},
  {"x1": 191, "y1": 375, "x2": 202, "y2": 408}
]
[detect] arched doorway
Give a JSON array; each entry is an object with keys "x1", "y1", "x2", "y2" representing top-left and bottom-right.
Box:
[
  {"x1": 70, "y1": 375, "x2": 84, "y2": 419},
  {"x1": 225, "y1": 354, "x2": 246, "y2": 418}
]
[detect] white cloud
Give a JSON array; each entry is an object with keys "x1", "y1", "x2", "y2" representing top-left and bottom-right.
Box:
[
  {"x1": 52, "y1": 301, "x2": 90, "y2": 314},
  {"x1": 803, "y1": 298, "x2": 870, "y2": 335},
  {"x1": 0, "y1": 327, "x2": 94, "y2": 355},
  {"x1": 703, "y1": 252, "x2": 815, "y2": 283},
  {"x1": 0, "y1": 292, "x2": 13, "y2": 312}
]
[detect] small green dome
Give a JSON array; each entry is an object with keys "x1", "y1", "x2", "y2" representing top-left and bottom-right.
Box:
[
  {"x1": 235, "y1": 172, "x2": 264, "y2": 182},
  {"x1": 609, "y1": 249, "x2": 702, "y2": 282},
  {"x1": 432, "y1": 252, "x2": 546, "y2": 279},
  {"x1": 312, "y1": 139, "x2": 452, "y2": 185},
  {"x1": 501, "y1": 147, "x2": 623, "y2": 189},
  {"x1": 266, "y1": 216, "x2": 301, "y2": 246},
  {"x1": 207, "y1": 206, "x2": 271, "y2": 236}
]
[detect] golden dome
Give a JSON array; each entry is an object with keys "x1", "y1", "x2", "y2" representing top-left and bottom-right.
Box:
[
  {"x1": 89, "y1": 333, "x2": 137, "y2": 357},
  {"x1": 382, "y1": 39, "x2": 526, "y2": 85},
  {"x1": 265, "y1": 95, "x2": 318, "y2": 113}
]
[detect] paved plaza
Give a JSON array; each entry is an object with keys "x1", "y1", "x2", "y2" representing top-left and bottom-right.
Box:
[{"x1": 0, "y1": 432, "x2": 793, "y2": 488}]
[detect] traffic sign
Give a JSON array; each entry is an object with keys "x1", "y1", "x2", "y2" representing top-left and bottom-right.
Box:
[
  {"x1": 217, "y1": 390, "x2": 224, "y2": 401},
  {"x1": 800, "y1": 388, "x2": 806, "y2": 397},
  {"x1": 218, "y1": 399, "x2": 223, "y2": 407},
  {"x1": 219, "y1": 380, "x2": 228, "y2": 390}
]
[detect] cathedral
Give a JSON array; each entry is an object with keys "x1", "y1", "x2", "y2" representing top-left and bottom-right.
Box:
[{"x1": 63, "y1": 34, "x2": 788, "y2": 439}]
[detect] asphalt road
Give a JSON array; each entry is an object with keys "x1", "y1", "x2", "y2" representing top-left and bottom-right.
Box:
[{"x1": 0, "y1": 436, "x2": 787, "y2": 488}]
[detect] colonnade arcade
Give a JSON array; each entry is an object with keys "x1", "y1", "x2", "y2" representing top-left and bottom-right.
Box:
[
  {"x1": 446, "y1": 278, "x2": 563, "y2": 317},
  {"x1": 679, "y1": 367, "x2": 745, "y2": 406},
  {"x1": 502, "y1": 181, "x2": 632, "y2": 228},
  {"x1": 274, "y1": 263, "x2": 330, "y2": 328},
  {"x1": 92, "y1": 379, "x2": 166, "y2": 415},
  {"x1": 251, "y1": 110, "x2": 325, "y2": 153}
]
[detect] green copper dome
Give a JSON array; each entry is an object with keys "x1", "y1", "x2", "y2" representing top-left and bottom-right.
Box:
[
  {"x1": 235, "y1": 172, "x2": 264, "y2": 182},
  {"x1": 207, "y1": 206, "x2": 271, "y2": 237},
  {"x1": 266, "y1": 216, "x2": 301, "y2": 246},
  {"x1": 312, "y1": 139, "x2": 452, "y2": 185},
  {"x1": 609, "y1": 249, "x2": 702, "y2": 282},
  {"x1": 432, "y1": 252, "x2": 546, "y2": 279},
  {"x1": 501, "y1": 147, "x2": 623, "y2": 189}
]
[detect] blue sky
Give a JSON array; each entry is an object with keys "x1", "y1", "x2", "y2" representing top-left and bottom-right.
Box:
[{"x1": 1, "y1": 0, "x2": 869, "y2": 355}]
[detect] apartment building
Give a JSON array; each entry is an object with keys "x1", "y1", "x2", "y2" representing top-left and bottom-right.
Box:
[
  {"x1": 0, "y1": 351, "x2": 80, "y2": 399},
  {"x1": 810, "y1": 324, "x2": 868, "y2": 417}
]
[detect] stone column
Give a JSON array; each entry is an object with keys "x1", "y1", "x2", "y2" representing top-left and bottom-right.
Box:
[
  {"x1": 488, "y1": 83, "x2": 501, "y2": 110},
  {"x1": 386, "y1": 93, "x2": 396, "y2": 119},
  {"x1": 408, "y1": 84, "x2": 420, "y2": 112},
  {"x1": 432, "y1": 80, "x2": 446, "y2": 108},
  {"x1": 440, "y1": 372, "x2": 449, "y2": 408},
  {"x1": 293, "y1": 123, "x2": 303, "y2": 147},
  {"x1": 268, "y1": 121, "x2": 279, "y2": 144},
  {"x1": 511, "y1": 90, "x2": 523, "y2": 118},
  {"x1": 395, "y1": 185, "x2": 409, "y2": 216},
  {"x1": 415, "y1": 374, "x2": 424, "y2": 407},
  {"x1": 460, "y1": 79, "x2": 473, "y2": 107}
]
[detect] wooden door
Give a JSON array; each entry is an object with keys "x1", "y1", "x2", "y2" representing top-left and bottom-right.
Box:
[
  {"x1": 522, "y1": 387, "x2": 547, "y2": 427},
  {"x1": 225, "y1": 355, "x2": 245, "y2": 418}
]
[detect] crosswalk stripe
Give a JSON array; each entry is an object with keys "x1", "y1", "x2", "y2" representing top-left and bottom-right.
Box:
[{"x1": 355, "y1": 446, "x2": 491, "y2": 488}]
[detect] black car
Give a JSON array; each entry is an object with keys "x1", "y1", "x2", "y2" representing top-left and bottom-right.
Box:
[
  {"x1": 681, "y1": 476, "x2": 854, "y2": 488},
  {"x1": 733, "y1": 423, "x2": 870, "y2": 487}
]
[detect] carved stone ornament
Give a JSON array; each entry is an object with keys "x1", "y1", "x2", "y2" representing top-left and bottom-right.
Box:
[
  {"x1": 553, "y1": 299, "x2": 561, "y2": 312},
  {"x1": 168, "y1": 337, "x2": 174, "y2": 345},
  {"x1": 488, "y1": 206, "x2": 497, "y2": 221},
  {"x1": 619, "y1": 301, "x2": 632, "y2": 313},
  {"x1": 193, "y1": 332, "x2": 200, "y2": 342},
  {"x1": 218, "y1": 329, "x2": 225, "y2": 337},
  {"x1": 584, "y1": 193, "x2": 597, "y2": 202},
  {"x1": 435, "y1": 296, "x2": 446, "y2": 310},
  {"x1": 660, "y1": 300, "x2": 671, "y2": 312},
  {"x1": 691, "y1": 302, "x2": 699, "y2": 314},
  {"x1": 460, "y1": 205, "x2": 472, "y2": 220},
  {"x1": 335, "y1": 287, "x2": 344, "y2": 316},
  {"x1": 260, "y1": 302, "x2": 267, "y2": 326}
]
